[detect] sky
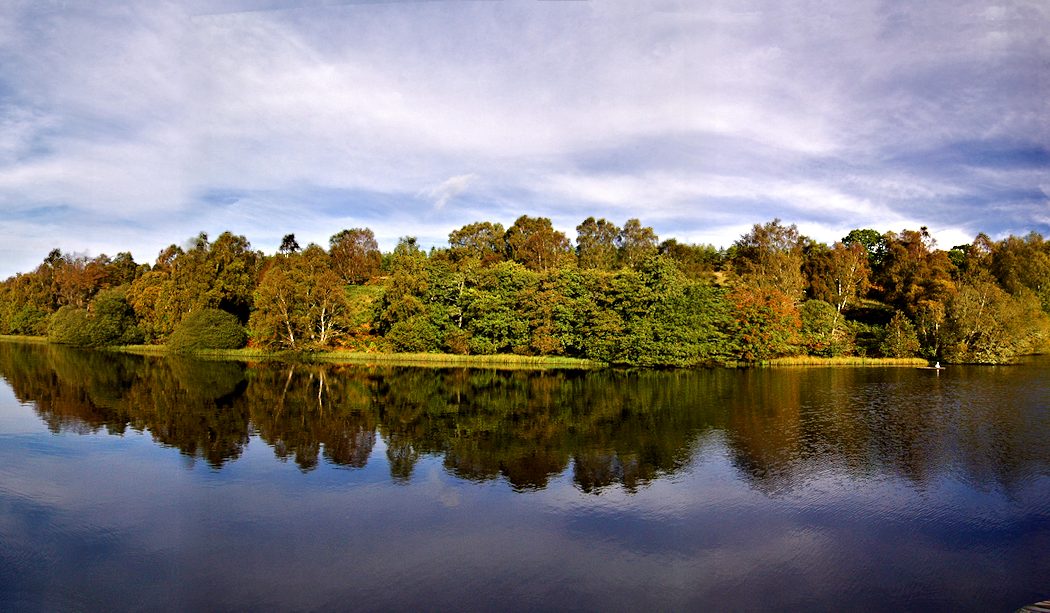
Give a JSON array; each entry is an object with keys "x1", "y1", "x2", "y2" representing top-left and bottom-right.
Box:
[{"x1": 1, "y1": 0, "x2": 1048, "y2": 278}]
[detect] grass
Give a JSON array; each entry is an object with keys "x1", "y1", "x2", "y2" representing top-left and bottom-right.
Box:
[
  {"x1": 310, "y1": 350, "x2": 599, "y2": 369},
  {"x1": 2, "y1": 335, "x2": 927, "y2": 369},
  {"x1": 756, "y1": 355, "x2": 928, "y2": 367},
  {"x1": 111, "y1": 344, "x2": 600, "y2": 369},
  {"x1": 0, "y1": 334, "x2": 48, "y2": 344}
]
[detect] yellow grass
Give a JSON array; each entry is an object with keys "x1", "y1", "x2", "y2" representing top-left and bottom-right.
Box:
[
  {"x1": 0, "y1": 334, "x2": 48, "y2": 344},
  {"x1": 310, "y1": 350, "x2": 599, "y2": 368},
  {"x1": 756, "y1": 355, "x2": 928, "y2": 367},
  {"x1": 4, "y1": 336, "x2": 928, "y2": 370},
  {"x1": 111, "y1": 344, "x2": 599, "y2": 369}
]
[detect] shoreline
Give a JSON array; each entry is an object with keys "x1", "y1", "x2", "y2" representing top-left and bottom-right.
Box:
[{"x1": 1, "y1": 335, "x2": 943, "y2": 369}]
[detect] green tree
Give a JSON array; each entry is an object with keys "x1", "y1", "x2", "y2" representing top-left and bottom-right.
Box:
[
  {"x1": 505, "y1": 216, "x2": 572, "y2": 272},
  {"x1": 616, "y1": 218, "x2": 658, "y2": 270},
  {"x1": 576, "y1": 217, "x2": 619, "y2": 271},
  {"x1": 991, "y1": 232, "x2": 1050, "y2": 312},
  {"x1": 48, "y1": 287, "x2": 142, "y2": 347},
  {"x1": 799, "y1": 299, "x2": 853, "y2": 357},
  {"x1": 126, "y1": 232, "x2": 260, "y2": 341},
  {"x1": 658, "y1": 239, "x2": 720, "y2": 281},
  {"x1": 330, "y1": 228, "x2": 381, "y2": 284},
  {"x1": 880, "y1": 311, "x2": 920, "y2": 357},
  {"x1": 448, "y1": 222, "x2": 506, "y2": 267},
  {"x1": 732, "y1": 219, "x2": 807, "y2": 301},
  {"x1": 943, "y1": 279, "x2": 1049, "y2": 363},
  {"x1": 463, "y1": 261, "x2": 534, "y2": 354},
  {"x1": 250, "y1": 245, "x2": 351, "y2": 350},
  {"x1": 843, "y1": 228, "x2": 888, "y2": 270}
]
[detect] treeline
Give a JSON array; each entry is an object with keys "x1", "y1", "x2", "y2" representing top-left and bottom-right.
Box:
[{"x1": 1, "y1": 216, "x2": 1048, "y2": 365}]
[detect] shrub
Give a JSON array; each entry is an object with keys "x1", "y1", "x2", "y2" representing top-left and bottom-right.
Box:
[
  {"x1": 48, "y1": 306, "x2": 94, "y2": 346},
  {"x1": 168, "y1": 309, "x2": 247, "y2": 353},
  {"x1": 48, "y1": 288, "x2": 143, "y2": 347}
]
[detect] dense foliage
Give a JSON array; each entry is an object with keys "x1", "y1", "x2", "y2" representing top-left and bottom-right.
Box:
[
  {"x1": 168, "y1": 308, "x2": 248, "y2": 353},
  {"x1": 2, "y1": 218, "x2": 1048, "y2": 364}
]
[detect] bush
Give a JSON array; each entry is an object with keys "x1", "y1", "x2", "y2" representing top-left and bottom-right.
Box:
[
  {"x1": 386, "y1": 316, "x2": 441, "y2": 352},
  {"x1": 48, "y1": 288, "x2": 143, "y2": 347},
  {"x1": 168, "y1": 309, "x2": 247, "y2": 353},
  {"x1": 48, "y1": 306, "x2": 94, "y2": 346},
  {"x1": 10, "y1": 305, "x2": 49, "y2": 335}
]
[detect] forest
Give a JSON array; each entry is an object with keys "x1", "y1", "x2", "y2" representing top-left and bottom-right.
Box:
[{"x1": 0, "y1": 216, "x2": 1048, "y2": 365}]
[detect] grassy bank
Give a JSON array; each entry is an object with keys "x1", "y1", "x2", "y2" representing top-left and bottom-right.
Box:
[
  {"x1": 0, "y1": 336, "x2": 937, "y2": 369},
  {"x1": 112, "y1": 344, "x2": 600, "y2": 369},
  {"x1": 755, "y1": 356, "x2": 928, "y2": 367},
  {"x1": 0, "y1": 334, "x2": 48, "y2": 344},
  {"x1": 311, "y1": 350, "x2": 599, "y2": 369}
]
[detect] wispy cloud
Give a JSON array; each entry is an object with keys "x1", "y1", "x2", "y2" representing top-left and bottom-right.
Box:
[{"x1": 422, "y1": 174, "x2": 476, "y2": 211}]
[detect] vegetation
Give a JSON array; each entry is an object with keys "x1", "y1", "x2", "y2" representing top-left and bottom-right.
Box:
[
  {"x1": 2, "y1": 217, "x2": 1048, "y2": 365},
  {"x1": 167, "y1": 308, "x2": 248, "y2": 353}
]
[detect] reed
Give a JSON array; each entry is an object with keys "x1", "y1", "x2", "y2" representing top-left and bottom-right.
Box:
[
  {"x1": 110, "y1": 344, "x2": 599, "y2": 368},
  {"x1": 757, "y1": 356, "x2": 928, "y2": 367},
  {"x1": 0, "y1": 335, "x2": 48, "y2": 344},
  {"x1": 6, "y1": 336, "x2": 927, "y2": 369},
  {"x1": 310, "y1": 351, "x2": 599, "y2": 369}
]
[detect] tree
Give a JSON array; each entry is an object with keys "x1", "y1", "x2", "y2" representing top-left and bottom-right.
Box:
[
  {"x1": 462, "y1": 261, "x2": 534, "y2": 354},
  {"x1": 47, "y1": 287, "x2": 142, "y2": 347},
  {"x1": 204, "y1": 232, "x2": 262, "y2": 321},
  {"x1": 732, "y1": 219, "x2": 807, "y2": 301},
  {"x1": 374, "y1": 237, "x2": 432, "y2": 347},
  {"x1": 991, "y1": 232, "x2": 1050, "y2": 312},
  {"x1": 50, "y1": 253, "x2": 108, "y2": 309},
  {"x1": 250, "y1": 245, "x2": 351, "y2": 350},
  {"x1": 658, "y1": 239, "x2": 720, "y2": 280},
  {"x1": 805, "y1": 241, "x2": 870, "y2": 317},
  {"x1": 942, "y1": 279, "x2": 1049, "y2": 363},
  {"x1": 726, "y1": 285, "x2": 801, "y2": 361},
  {"x1": 126, "y1": 232, "x2": 260, "y2": 341},
  {"x1": 616, "y1": 219, "x2": 658, "y2": 270},
  {"x1": 843, "y1": 228, "x2": 888, "y2": 270},
  {"x1": 799, "y1": 299, "x2": 853, "y2": 356},
  {"x1": 604, "y1": 256, "x2": 731, "y2": 366},
  {"x1": 279, "y1": 234, "x2": 301, "y2": 254},
  {"x1": 576, "y1": 217, "x2": 620, "y2": 271},
  {"x1": 330, "y1": 228, "x2": 381, "y2": 284},
  {"x1": 880, "y1": 311, "x2": 920, "y2": 357},
  {"x1": 876, "y1": 228, "x2": 956, "y2": 325},
  {"x1": 448, "y1": 222, "x2": 506, "y2": 267},
  {"x1": 504, "y1": 216, "x2": 572, "y2": 272},
  {"x1": 105, "y1": 252, "x2": 141, "y2": 287}
]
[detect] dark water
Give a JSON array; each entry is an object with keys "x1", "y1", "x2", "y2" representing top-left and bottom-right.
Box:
[{"x1": 0, "y1": 343, "x2": 1047, "y2": 611}]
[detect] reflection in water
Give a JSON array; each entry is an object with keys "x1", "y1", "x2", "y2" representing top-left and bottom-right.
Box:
[
  {"x1": 1, "y1": 342, "x2": 1048, "y2": 494},
  {"x1": 1, "y1": 342, "x2": 1049, "y2": 612}
]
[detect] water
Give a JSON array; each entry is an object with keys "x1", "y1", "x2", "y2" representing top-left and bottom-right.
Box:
[{"x1": 0, "y1": 342, "x2": 1047, "y2": 611}]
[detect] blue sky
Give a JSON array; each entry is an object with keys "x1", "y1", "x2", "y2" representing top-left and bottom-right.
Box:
[{"x1": 1, "y1": 0, "x2": 1048, "y2": 278}]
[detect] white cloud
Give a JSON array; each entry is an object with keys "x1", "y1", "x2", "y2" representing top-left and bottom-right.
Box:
[{"x1": 422, "y1": 174, "x2": 476, "y2": 211}]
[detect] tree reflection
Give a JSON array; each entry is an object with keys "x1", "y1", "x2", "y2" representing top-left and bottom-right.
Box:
[{"x1": 1, "y1": 342, "x2": 1048, "y2": 493}]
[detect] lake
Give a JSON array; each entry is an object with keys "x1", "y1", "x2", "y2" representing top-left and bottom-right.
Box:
[{"x1": 0, "y1": 341, "x2": 1047, "y2": 611}]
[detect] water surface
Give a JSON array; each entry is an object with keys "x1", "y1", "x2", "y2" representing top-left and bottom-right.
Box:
[{"x1": 0, "y1": 342, "x2": 1047, "y2": 611}]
